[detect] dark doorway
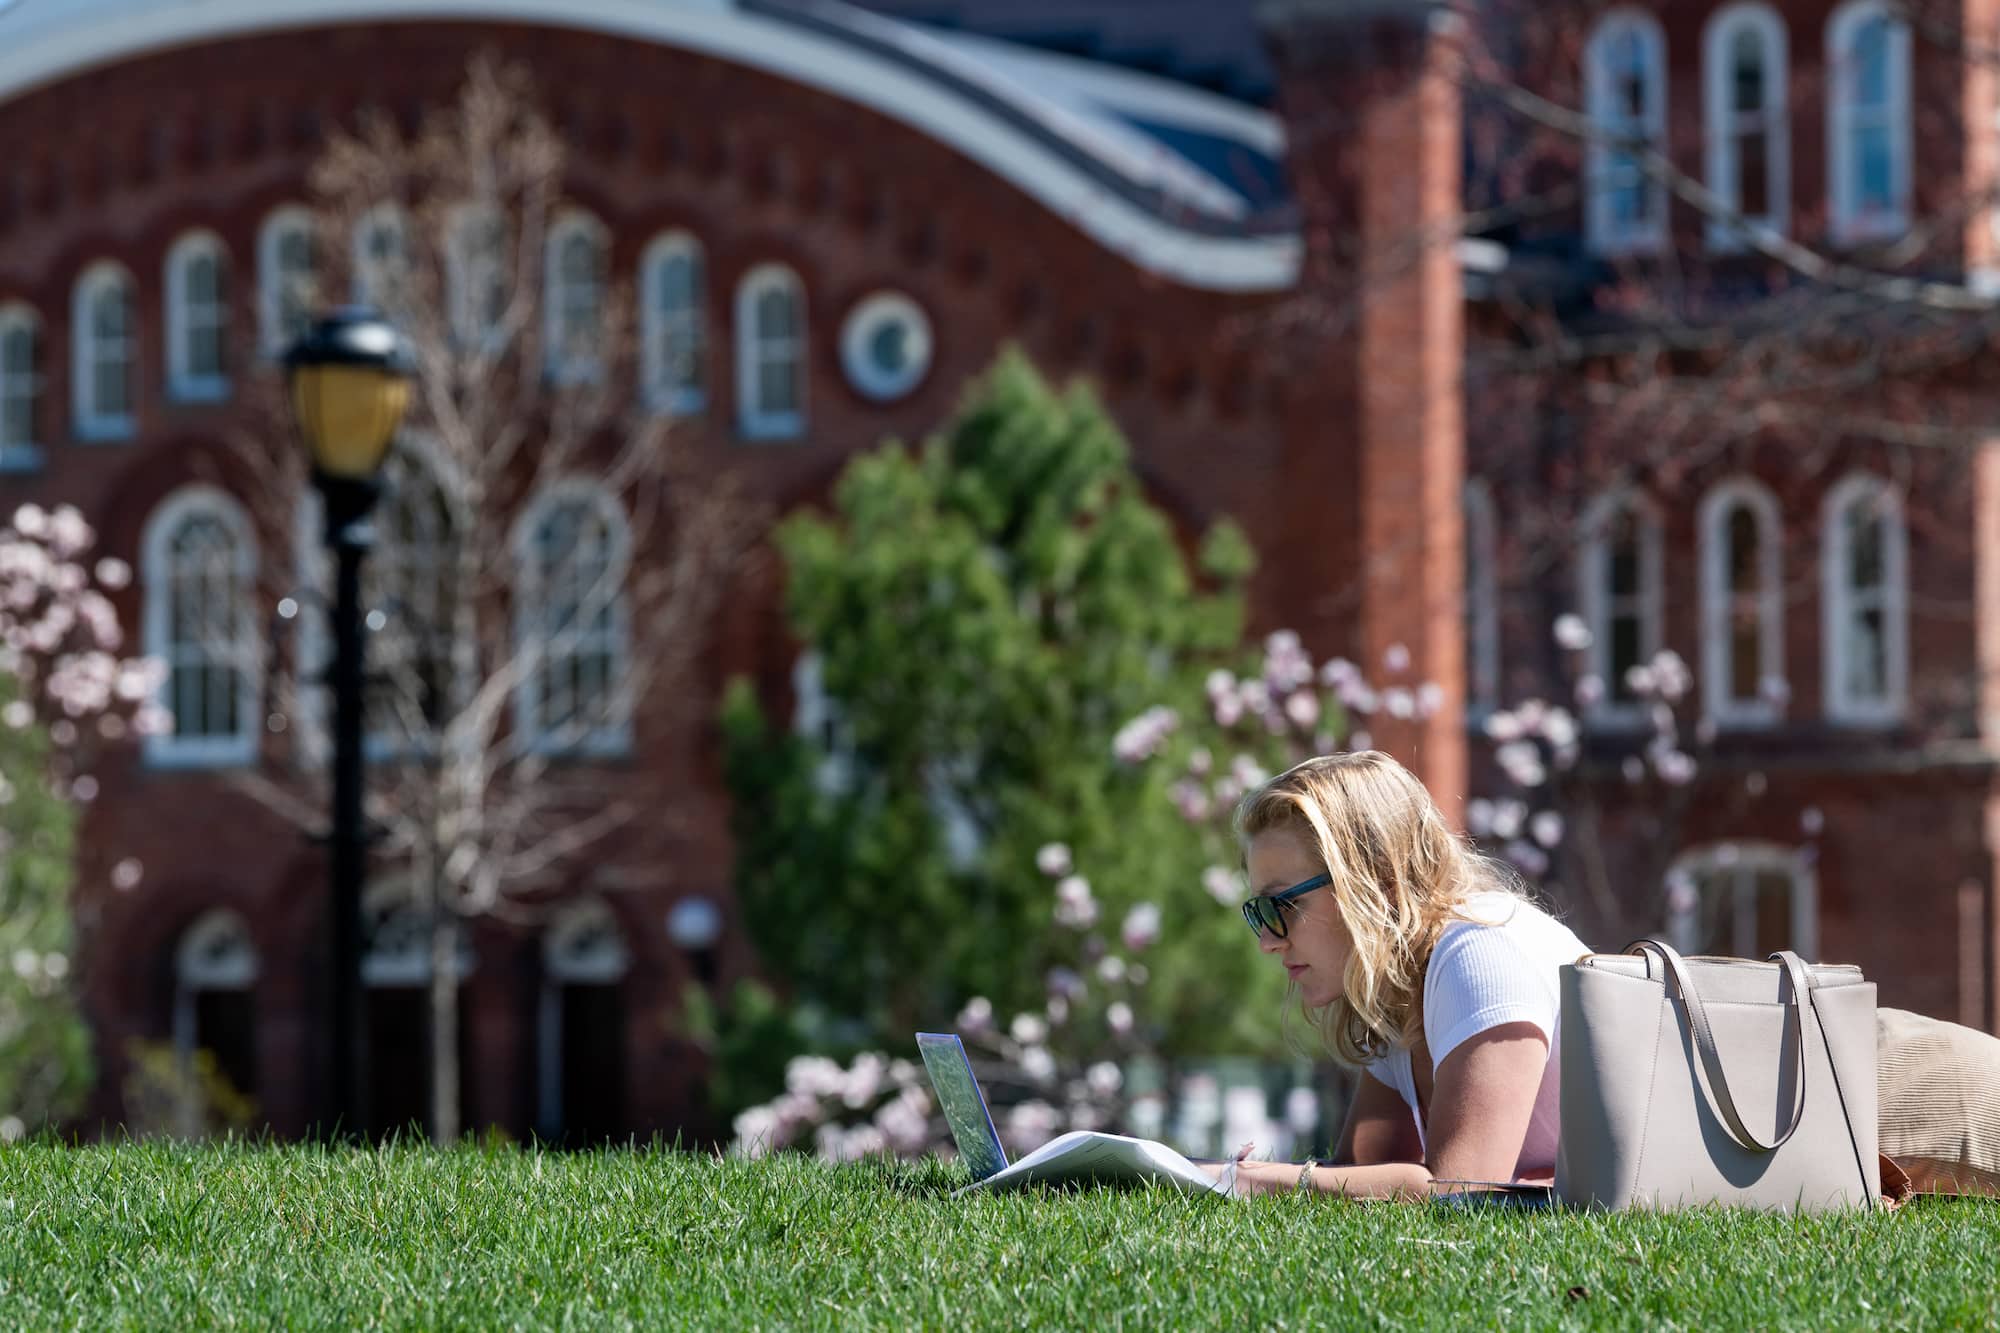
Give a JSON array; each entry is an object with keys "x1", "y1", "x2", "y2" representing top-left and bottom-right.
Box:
[
  {"x1": 558, "y1": 983, "x2": 626, "y2": 1147},
  {"x1": 193, "y1": 989, "x2": 257, "y2": 1101},
  {"x1": 365, "y1": 986, "x2": 475, "y2": 1141}
]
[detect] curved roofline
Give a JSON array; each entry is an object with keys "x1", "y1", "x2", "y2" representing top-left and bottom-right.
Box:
[{"x1": 0, "y1": 0, "x2": 1301, "y2": 292}]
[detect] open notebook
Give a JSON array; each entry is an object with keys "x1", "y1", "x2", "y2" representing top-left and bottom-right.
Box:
[{"x1": 914, "y1": 1032, "x2": 1229, "y2": 1196}]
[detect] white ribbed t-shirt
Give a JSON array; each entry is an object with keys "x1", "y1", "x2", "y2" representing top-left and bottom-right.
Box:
[{"x1": 1362, "y1": 893, "x2": 1593, "y2": 1179}]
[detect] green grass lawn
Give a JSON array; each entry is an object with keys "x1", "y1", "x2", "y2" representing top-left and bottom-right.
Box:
[{"x1": 0, "y1": 1139, "x2": 1993, "y2": 1331}]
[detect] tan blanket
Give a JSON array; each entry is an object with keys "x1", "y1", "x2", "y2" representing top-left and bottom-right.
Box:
[{"x1": 1877, "y1": 1007, "x2": 2000, "y2": 1197}]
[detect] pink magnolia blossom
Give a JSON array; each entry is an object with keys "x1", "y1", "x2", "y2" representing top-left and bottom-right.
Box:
[
  {"x1": 1121, "y1": 903, "x2": 1161, "y2": 953},
  {"x1": 1284, "y1": 690, "x2": 1320, "y2": 730},
  {"x1": 1552, "y1": 614, "x2": 1594, "y2": 651},
  {"x1": 1201, "y1": 865, "x2": 1241, "y2": 906},
  {"x1": 957, "y1": 996, "x2": 993, "y2": 1032},
  {"x1": 1054, "y1": 876, "x2": 1099, "y2": 928}
]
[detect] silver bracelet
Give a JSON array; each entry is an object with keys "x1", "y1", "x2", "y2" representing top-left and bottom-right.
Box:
[{"x1": 1295, "y1": 1158, "x2": 1318, "y2": 1193}]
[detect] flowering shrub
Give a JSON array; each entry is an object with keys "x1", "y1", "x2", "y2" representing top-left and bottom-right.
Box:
[{"x1": 0, "y1": 503, "x2": 162, "y2": 1139}]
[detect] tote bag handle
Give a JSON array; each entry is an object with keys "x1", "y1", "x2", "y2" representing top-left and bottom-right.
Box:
[{"x1": 1628, "y1": 939, "x2": 1812, "y2": 1155}]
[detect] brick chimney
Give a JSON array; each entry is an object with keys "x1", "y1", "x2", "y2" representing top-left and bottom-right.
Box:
[{"x1": 1260, "y1": 0, "x2": 1467, "y2": 815}]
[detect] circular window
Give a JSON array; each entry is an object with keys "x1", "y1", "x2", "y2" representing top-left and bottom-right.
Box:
[{"x1": 840, "y1": 292, "x2": 933, "y2": 402}]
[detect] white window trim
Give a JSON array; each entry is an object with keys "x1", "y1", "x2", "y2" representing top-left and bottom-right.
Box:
[
  {"x1": 0, "y1": 301, "x2": 43, "y2": 471},
  {"x1": 1821, "y1": 473, "x2": 1908, "y2": 726},
  {"x1": 543, "y1": 209, "x2": 609, "y2": 384},
  {"x1": 165, "y1": 230, "x2": 231, "y2": 403},
  {"x1": 1584, "y1": 9, "x2": 1669, "y2": 257},
  {"x1": 257, "y1": 204, "x2": 316, "y2": 359},
  {"x1": 1576, "y1": 489, "x2": 1663, "y2": 729},
  {"x1": 142, "y1": 484, "x2": 260, "y2": 769},
  {"x1": 839, "y1": 290, "x2": 934, "y2": 402},
  {"x1": 1826, "y1": 0, "x2": 1912, "y2": 245},
  {"x1": 735, "y1": 263, "x2": 807, "y2": 440},
  {"x1": 1464, "y1": 480, "x2": 1501, "y2": 720},
  {"x1": 1702, "y1": 3, "x2": 1790, "y2": 252},
  {"x1": 351, "y1": 203, "x2": 410, "y2": 313},
  {"x1": 511, "y1": 478, "x2": 634, "y2": 759},
  {"x1": 1667, "y1": 842, "x2": 1817, "y2": 960},
  {"x1": 1699, "y1": 477, "x2": 1786, "y2": 728},
  {"x1": 71, "y1": 261, "x2": 136, "y2": 442},
  {"x1": 640, "y1": 230, "x2": 707, "y2": 416}
]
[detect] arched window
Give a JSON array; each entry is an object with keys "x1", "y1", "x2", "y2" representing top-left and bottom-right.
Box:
[
  {"x1": 537, "y1": 898, "x2": 630, "y2": 1146},
  {"x1": 641, "y1": 231, "x2": 706, "y2": 414},
  {"x1": 1822, "y1": 474, "x2": 1907, "y2": 724},
  {"x1": 351, "y1": 204, "x2": 409, "y2": 312},
  {"x1": 1584, "y1": 10, "x2": 1668, "y2": 255},
  {"x1": 1827, "y1": 0, "x2": 1912, "y2": 242},
  {"x1": 736, "y1": 263, "x2": 806, "y2": 440},
  {"x1": 165, "y1": 231, "x2": 231, "y2": 402},
  {"x1": 72, "y1": 261, "x2": 136, "y2": 441},
  {"x1": 258, "y1": 206, "x2": 316, "y2": 356},
  {"x1": 513, "y1": 480, "x2": 632, "y2": 756},
  {"x1": 369, "y1": 449, "x2": 459, "y2": 745},
  {"x1": 1463, "y1": 480, "x2": 1500, "y2": 718},
  {"x1": 1703, "y1": 4, "x2": 1789, "y2": 249},
  {"x1": 1666, "y1": 843, "x2": 1816, "y2": 959},
  {"x1": 544, "y1": 210, "x2": 608, "y2": 383},
  {"x1": 446, "y1": 204, "x2": 507, "y2": 351},
  {"x1": 172, "y1": 909, "x2": 259, "y2": 1133},
  {"x1": 0, "y1": 303, "x2": 41, "y2": 468},
  {"x1": 294, "y1": 439, "x2": 460, "y2": 760},
  {"x1": 1576, "y1": 490, "x2": 1662, "y2": 723},
  {"x1": 1699, "y1": 478, "x2": 1785, "y2": 726},
  {"x1": 142, "y1": 485, "x2": 258, "y2": 767}
]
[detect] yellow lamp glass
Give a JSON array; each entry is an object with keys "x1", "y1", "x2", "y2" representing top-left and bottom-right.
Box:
[{"x1": 291, "y1": 364, "x2": 412, "y2": 480}]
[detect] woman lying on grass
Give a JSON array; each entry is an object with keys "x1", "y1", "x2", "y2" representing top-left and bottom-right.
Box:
[{"x1": 1203, "y1": 750, "x2": 1591, "y2": 1199}]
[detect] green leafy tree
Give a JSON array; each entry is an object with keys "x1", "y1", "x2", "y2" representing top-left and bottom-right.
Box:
[
  {"x1": 721, "y1": 350, "x2": 1286, "y2": 1077},
  {"x1": 0, "y1": 678, "x2": 91, "y2": 1138}
]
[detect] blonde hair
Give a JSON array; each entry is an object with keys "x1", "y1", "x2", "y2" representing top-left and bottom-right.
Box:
[{"x1": 1235, "y1": 750, "x2": 1523, "y2": 1067}]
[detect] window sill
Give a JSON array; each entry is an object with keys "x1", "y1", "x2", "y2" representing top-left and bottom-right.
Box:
[
  {"x1": 143, "y1": 739, "x2": 257, "y2": 771},
  {"x1": 738, "y1": 415, "x2": 804, "y2": 443},
  {"x1": 645, "y1": 388, "x2": 707, "y2": 419},
  {"x1": 0, "y1": 443, "x2": 45, "y2": 473},
  {"x1": 74, "y1": 418, "x2": 135, "y2": 444},
  {"x1": 168, "y1": 378, "x2": 232, "y2": 405}
]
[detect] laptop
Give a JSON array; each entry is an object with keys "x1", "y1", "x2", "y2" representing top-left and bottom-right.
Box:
[{"x1": 914, "y1": 1032, "x2": 1010, "y2": 1180}]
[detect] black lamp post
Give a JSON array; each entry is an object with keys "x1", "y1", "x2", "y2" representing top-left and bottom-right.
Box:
[{"x1": 283, "y1": 308, "x2": 414, "y2": 1139}]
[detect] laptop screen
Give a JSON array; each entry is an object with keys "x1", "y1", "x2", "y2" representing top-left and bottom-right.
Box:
[{"x1": 915, "y1": 1032, "x2": 1008, "y2": 1180}]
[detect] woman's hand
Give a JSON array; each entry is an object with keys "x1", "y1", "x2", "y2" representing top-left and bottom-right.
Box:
[{"x1": 1198, "y1": 1158, "x2": 1431, "y2": 1199}]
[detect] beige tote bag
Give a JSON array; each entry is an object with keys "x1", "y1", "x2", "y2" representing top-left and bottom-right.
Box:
[{"x1": 1555, "y1": 940, "x2": 1879, "y2": 1211}]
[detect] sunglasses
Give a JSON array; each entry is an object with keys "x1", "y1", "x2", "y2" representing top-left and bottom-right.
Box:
[{"x1": 1240, "y1": 872, "x2": 1331, "y2": 939}]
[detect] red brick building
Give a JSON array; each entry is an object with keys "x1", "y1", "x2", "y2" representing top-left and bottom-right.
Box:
[{"x1": 0, "y1": 0, "x2": 1994, "y2": 1143}]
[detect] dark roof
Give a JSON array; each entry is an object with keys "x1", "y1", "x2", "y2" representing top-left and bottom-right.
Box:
[
  {"x1": 752, "y1": 0, "x2": 1295, "y2": 241},
  {"x1": 841, "y1": 0, "x2": 1274, "y2": 104}
]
